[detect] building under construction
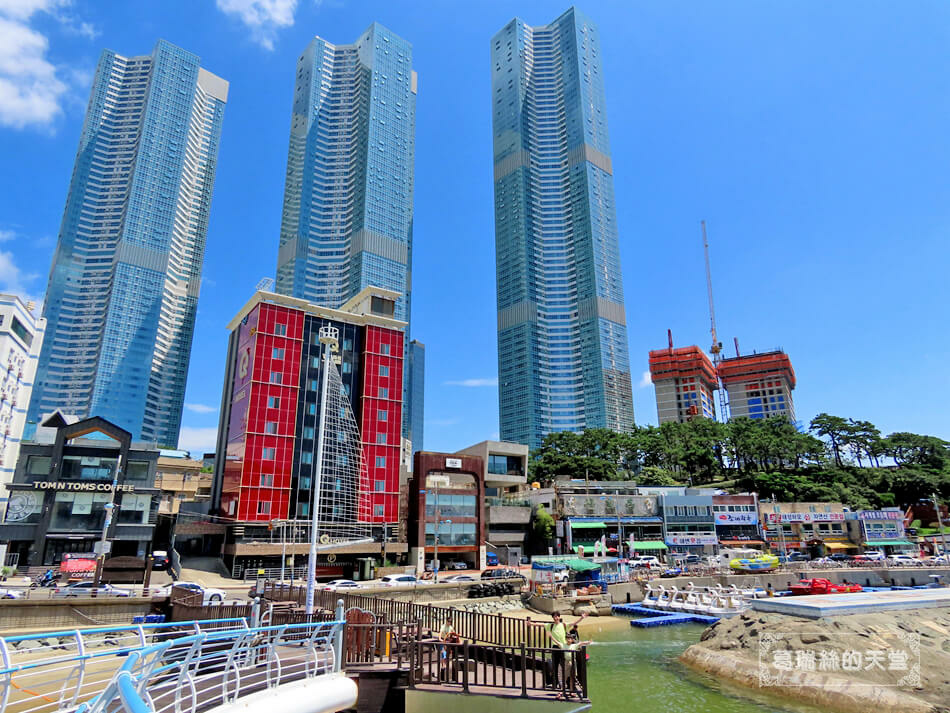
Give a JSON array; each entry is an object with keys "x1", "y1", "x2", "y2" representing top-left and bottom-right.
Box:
[
  {"x1": 648, "y1": 336, "x2": 718, "y2": 424},
  {"x1": 718, "y1": 350, "x2": 796, "y2": 421}
]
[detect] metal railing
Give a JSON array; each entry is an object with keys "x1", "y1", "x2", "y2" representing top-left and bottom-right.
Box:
[{"x1": 0, "y1": 615, "x2": 348, "y2": 713}]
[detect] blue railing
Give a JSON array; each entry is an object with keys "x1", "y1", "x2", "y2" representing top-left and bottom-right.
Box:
[{"x1": 0, "y1": 613, "x2": 350, "y2": 713}]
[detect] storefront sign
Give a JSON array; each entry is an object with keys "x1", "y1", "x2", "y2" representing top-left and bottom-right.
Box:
[
  {"x1": 858, "y1": 510, "x2": 902, "y2": 520},
  {"x1": 445, "y1": 458, "x2": 462, "y2": 469},
  {"x1": 765, "y1": 512, "x2": 845, "y2": 523},
  {"x1": 715, "y1": 512, "x2": 758, "y2": 525},
  {"x1": 32, "y1": 481, "x2": 135, "y2": 492},
  {"x1": 666, "y1": 534, "x2": 718, "y2": 546}
]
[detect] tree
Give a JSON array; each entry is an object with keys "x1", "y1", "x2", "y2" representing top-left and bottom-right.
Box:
[
  {"x1": 810, "y1": 413, "x2": 849, "y2": 467},
  {"x1": 532, "y1": 505, "x2": 555, "y2": 543}
]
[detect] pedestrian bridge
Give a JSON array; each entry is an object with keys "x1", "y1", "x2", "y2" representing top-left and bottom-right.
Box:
[
  {"x1": 0, "y1": 606, "x2": 589, "y2": 713},
  {"x1": 0, "y1": 615, "x2": 355, "y2": 713}
]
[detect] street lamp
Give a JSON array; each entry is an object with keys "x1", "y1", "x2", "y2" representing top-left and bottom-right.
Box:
[{"x1": 434, "y1": 518, "x2": 451, "y2": 583}]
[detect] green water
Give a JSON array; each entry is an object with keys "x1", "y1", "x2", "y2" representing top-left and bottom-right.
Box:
[{"x1": 584, "y1": 622, "x2": 824, "y2": 713}]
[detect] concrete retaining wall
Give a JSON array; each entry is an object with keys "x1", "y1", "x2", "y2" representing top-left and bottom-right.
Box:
[{"x1": 0, "y1": 597, "x2": 154, "y2": 634}]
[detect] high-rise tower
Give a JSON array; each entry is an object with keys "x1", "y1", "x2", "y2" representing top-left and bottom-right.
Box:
[
  {"x1": 491, "y1": 7, "x2": 634, "y2": 448},
  {"x1": 28, "y1": 40, "x2": 228, "y2": 447},
  {"x1": 275, "y1": 23, "x2": 417, "y2": 437}
]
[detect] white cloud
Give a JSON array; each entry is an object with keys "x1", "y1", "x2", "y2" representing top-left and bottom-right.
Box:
[
  {"x1": 178, "y1": 426, "x2": 219, "y2": 454},
  {"x1": 215, "y1": 0, "x2": 299, "y2": 50},
  {"x1": 0, "y1": 229, "x2": 15, "y2": 242},
  {"x1": 638, "y1": 370, "x2": 652, "y2": 389},
  {"x1": 185, "y1": 403, "x2": 217, "y2": 414},
  {"x1": 0, "y1": 0, "x2": 96, "y2": 130},
  {"x1": 443, "y1": 378, "x2": 498, "y2": 388},
  {"x1": 0, "y1": 249, "x2": 41, "y2": 304}
]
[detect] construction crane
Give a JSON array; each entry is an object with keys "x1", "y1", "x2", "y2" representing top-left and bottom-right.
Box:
[{"x1": 701, "y1": 220, "x2": 729, "y2": 422}]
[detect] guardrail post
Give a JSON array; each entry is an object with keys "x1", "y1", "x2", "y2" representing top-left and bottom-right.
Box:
[
  {"x1": 334, "y1": 599, "x2": 345, "y2": 671},
  {"x1": 520, "y1": 643, "x2": 527, "y2": 698},
  {"x1": 462, "y1": 641, "x2": 469, "y2": 692}
]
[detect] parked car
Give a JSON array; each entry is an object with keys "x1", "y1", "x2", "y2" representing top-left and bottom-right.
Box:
[
  {"x1": 159, "y1": 581, "x2": 226, "y2": 604},
  {"x1": 924, "y1": 554, "x2": 950, "y2": 565},
  {"x1": 778, "y1": 552, "x2": 811, "y2": 563},
  {"x1": 443, "y1": 574, "x2": 476, "y2": 583},
  {"x1": 886, "y1": 554, "x2": 923, "y2": 567},
  {"x1": 660, "y1": 567, "x2": 683, "y2": 578},
  {"x1": 485, "y1": 552, "x2": 499, "y2": 567},
  {"x1": 0, "y1": 587, "x2": 22, "y2": 599},
  {"x1": 630, "y1": 556, "x2": 661, "y2": 568},
  {"x1": 379, "y1": 574, "x2": 419, "y2": 587},
  {"x1": 323, "y1": 579, "x2": 360, "y2": 591},
  {"x1": 827, "y1": 553, "x2": 855, "y2": 562},
  {"x1": 859, "y1": 550, "x2": 886, "y2": 562},
  {"x1": 151, "y1": 550, "x2": 170, "y2": 571},
  {"x1": 449, "y1": 561, "x2": 469, "y2": 570},
  {"x1": 54, "y1": 582, "x2": 132, "y2": 598},
  {"x1": 480, "y1": 568, "x2": 525, "y2": 583},
  {"x1": 674, "y1": 554, "x2": 701, "y2": 565}
]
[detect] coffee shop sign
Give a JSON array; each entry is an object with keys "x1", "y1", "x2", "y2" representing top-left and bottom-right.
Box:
[{"x1": 33, "y1": 481, "x2": 136, "y2": 492}]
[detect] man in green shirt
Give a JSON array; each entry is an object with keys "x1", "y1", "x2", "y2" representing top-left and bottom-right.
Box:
[{"x1": 530, "y1": 611, "x2": 588, "y2": 692}]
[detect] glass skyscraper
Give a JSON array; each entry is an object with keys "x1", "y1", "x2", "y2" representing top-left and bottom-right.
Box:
[
  {"x1": 406, "y1": 340, "x2": 424, "y2": 452},
  {"x1": 27, "y1": 40, "x2": 228, "y2": 448},
  {"x1": 492, "y1": 7, "x2": 634, "y2": 448},
  {"x1": 275, "y1": 23, "x2": 417, "y2": 436}
]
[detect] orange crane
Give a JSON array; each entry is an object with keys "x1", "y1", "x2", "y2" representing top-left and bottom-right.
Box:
[{"x1": 702, "y1": 220, "x2": 729, "y2": 422}]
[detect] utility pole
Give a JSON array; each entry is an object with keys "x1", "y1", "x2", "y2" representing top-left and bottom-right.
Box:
[
  {"x1": 934, "y1": 492, "x2": 949, "y2": 557},
  {"x1": 94, "y1": 463, "x2": 121, "y2": 588},
  {"x1": 306, "y1": 325, "x2": 338, "y2": 615},
  {"x1": 433, "y1": 483, "x2": 440, "y2": 583}
]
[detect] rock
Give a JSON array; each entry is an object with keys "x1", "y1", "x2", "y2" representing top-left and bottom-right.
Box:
[
  {"x1": 800, "y1": 634, "x2": 826, "y2": 645},
  {"x1": 700, "y1": 628, "x2": 717, "y2": 642},
  {"x1": 718, "y1": 639, "x2": 738, "y2": 650}
]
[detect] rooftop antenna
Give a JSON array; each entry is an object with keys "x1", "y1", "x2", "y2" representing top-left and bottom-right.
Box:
[
  {"x1": 668, "y1": 328, "x2": 674, "y2": 353},
  {"x1": 702, "y1": 220, "x2": 729, "y2": 421}
]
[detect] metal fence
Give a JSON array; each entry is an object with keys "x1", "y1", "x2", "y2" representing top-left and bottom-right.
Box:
[{"x1": 257, "y1": 582, "x2": 548, "y2": 649}]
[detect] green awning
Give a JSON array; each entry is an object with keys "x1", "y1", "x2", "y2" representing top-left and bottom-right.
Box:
[
  {"x1": 570, "y1": 521, "x2": 607, "y2": 529},
  {"x1": 572, "y1": 542, "x2": 597, "y2": 553},
  {"x1": 567, "y1": 558, "x2": 602, "y2": 572},
  {"x1": 632, "y1": 541, "x2": 668, "y2": 551},
  {"x1": 865, "y1": 540, "x2": 914, "y2": 546}
]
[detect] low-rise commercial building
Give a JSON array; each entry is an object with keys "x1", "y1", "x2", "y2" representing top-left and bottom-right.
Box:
[
  {"x1": 408, "y1": 451, "x2": 486, "y2": 572},
  {"x1": 847, "y1": 509, "x2": 913, "y2": 554},
  {"x1": 760, "y1": 501, "x2": 851, "y2": 556},
  {"x1": 661, "y1": 493, "x2": 717, "y2": 555},
  {"x1": 712, "y1": 494, "x2": 763, "y2": 548},
  {"x1": 0, "y1": 414, "x2": 159, "y2": 567},
  {"x1": 156, "y1": 452, "x2": 212, "y2": 516},
  {"x1": 556, "y1": 482, "x2": 663, "y2": 557}
]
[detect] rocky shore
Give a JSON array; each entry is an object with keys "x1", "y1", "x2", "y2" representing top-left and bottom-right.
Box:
[{"x1": 680, "y1": 608, "x2": 950, "y2": 713}]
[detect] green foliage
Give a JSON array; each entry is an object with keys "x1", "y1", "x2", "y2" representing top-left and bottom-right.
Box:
[
  {"x1": 527, "y1": 415, "x2": 950, "y2": 509},
  {"x1": 532, "y1": 505, "x2": 555, "y2": 543}
]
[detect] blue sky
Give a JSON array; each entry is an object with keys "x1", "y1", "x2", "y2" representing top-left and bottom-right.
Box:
[{"x1": 0, "y1": 1, "x2": 948, "y2": 455}]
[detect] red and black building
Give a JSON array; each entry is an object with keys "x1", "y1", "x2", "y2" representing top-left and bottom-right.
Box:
[{"x1": 211, "y1": 288, "x2": 405, "y2": 574}]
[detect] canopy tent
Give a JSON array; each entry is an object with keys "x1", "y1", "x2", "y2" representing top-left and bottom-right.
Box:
[
  {"x1": 631, "y1": 541, "x2": 668, "y2": 551},
  {"x1": 531, "y1": 561, "x2": 567, "y2": 571},
  {"x1": 570, "y1": 521, "x2": 607, "y2": 529},
  {"x1": 567, "y1": 558, "x2": 601, "y2": 572}
]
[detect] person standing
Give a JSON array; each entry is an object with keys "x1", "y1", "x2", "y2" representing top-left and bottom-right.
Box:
[{"x1": 530, "y1": 611, "x2": 588, "y2": 691}]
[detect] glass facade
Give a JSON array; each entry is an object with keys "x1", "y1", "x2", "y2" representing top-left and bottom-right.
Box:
[
  {"x1": 491, "y1": 8, "x2": 635, "y2": 448},
  {"x1": 275, "y1": 24, "x2": 418, "y2": 440},
  {"x1": 27, "y1": 41, "x2": 228, "y2": 447},
  {"x1": 406, "y1": 340, "x2": 424, "y2": 451}
]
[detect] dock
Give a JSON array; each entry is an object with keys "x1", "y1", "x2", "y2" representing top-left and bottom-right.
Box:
[
  {"x1": 611, "y1": 603, "x2": 720, "y2": 627},
  {"x1": 751, "y1": 586, "x2": 950, "y2": 619}
]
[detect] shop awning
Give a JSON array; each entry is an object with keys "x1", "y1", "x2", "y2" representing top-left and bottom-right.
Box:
[
  {"x1": 570, "y1": 521, "x2": 607, "y2": 529},
  {"x1": 632, "y1": 541, "x2": 668, "y2": 551},
  {"x1": 823, "y1": 542, "x2": 858, "y2": 550},
  {"x1": 865, "y1": 540, "x2": 914, "y2": 547},
  {"x1": 719, "y1": 540, "x2": 765, "y2": 546},
  {"x1": 567, "y1": 559, "x2": 601, "y2": 572}
]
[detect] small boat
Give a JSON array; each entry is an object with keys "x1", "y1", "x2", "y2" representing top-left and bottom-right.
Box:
[
  {"x1": 729, "y1": 554, "x2": 779, "y2": 573},
  {"x1": 788, "y1": 578, "x2": 863, "y2": 596}
]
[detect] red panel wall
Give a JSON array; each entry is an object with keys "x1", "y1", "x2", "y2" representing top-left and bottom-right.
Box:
[
  {"x1": 359, "y1": 325, "x2": 404, "y2": 522},
  {"x1": 235, "y1": 303, "x2": 303, "y2": 522}
]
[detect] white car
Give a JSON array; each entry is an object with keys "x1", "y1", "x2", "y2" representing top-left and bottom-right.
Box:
[
  {"x1": 323, "y1": 579, "x2": 360, "y2": 591},
  {"x1": 379, "y1": 574, "x2": 419, "y2": 587},
  {"x1": 161, "y1": 581, "x2": 227, "y2": 604},
  {"x1": 53, "y1": 582, "x2": 132, "y2": 598},
  {"x1": 0, "y1": 587, "x2": 22, "y2": 599},
  {"x1": 443, "y1": 574, "x2": 476, "y2": 583},
  {"x1": 630, "y1": 556, "x2": 661, "y2": 568},
  {"x1": 860, "y1": 550, "x2": 886, "y2": 562},
  {"x1": 886, "y1": 554, "x2": 923, "y2": 567},
  {"x1": 925, "y1": 554, "x2": 950, "y2": 565}
]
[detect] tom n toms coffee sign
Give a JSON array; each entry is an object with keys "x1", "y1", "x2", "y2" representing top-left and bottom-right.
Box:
[{"x1": 32, "y1": 481, "x2": 136, "y2": 492}]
